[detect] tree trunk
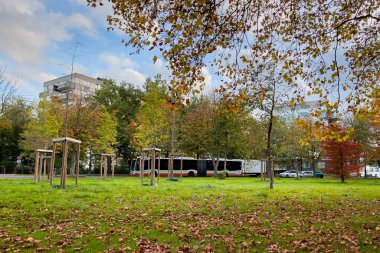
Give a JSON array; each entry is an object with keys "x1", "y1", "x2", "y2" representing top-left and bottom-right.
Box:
[
  {"x1": 211, "y1": 155, "x2": 220, "y2": 177},
  {"x1": 70, "y1": 150, "x2": 76, "y2": 175},
  {"x1": 170, "y1": 109, "x2": 174, "y2": 154},
  {"x1": 169, "y1": 108, "x2": 175, "y2": 179},
  {"x1": 89, "y1": 148, "x2": 92, "y2": 174},
  {"x1": 340, "y1": 149, "x2": 344, "y2": 183},
  {"x1": 224, "y1": 131, "x2": 227, "y2": 171},
  {"x1": 311, "y1": 160, "x2": 315, "y2": 174},
  {"x1": 266, "y1": 76, "x2": 277, "y2": 189},
  {"x1": 266, "y1": 114, "x2": 274, "y2": 189}
]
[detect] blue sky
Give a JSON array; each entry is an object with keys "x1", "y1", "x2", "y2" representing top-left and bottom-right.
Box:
[{"x1": 0, "y1": 0, "x2": 213, "y2": 101}]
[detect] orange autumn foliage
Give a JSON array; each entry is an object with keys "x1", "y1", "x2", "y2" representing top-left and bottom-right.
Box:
[{"x1": 322, "y1": 126, "x2": 364, "y2": 182}]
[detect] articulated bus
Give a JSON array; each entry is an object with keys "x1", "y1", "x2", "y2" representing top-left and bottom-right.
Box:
[
  {"x1": 130, "y1": 157, "x2": 198, "y2": 177},
  {"x1": 130, "y1": 157, "x2": 263, "y2": 177}
]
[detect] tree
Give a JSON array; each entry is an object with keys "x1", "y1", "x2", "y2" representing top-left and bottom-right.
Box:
[
  {"x1": 207, "y1": 99, "x2": 229, "y2": 176},
  {"x1": 90, "y1": 0, "x2": 379, "y2": 185},
  {"x1": 249, "y1": 63, "x2": 292, "y2": 188},
  {"x1": 177, "y1": 95, "x2": 251, "y2": 176},
  {"x1": 272, "y1": 118, "x2": 297, "y2": 171},
  {"x1": 237, "y1": 115, "x2": 267, "y2": 160},
  {"x1": 132, "y1": 78, "x2": 170, "y2": 152},
  {"x1": 89, "y1": 107, "x2": 117, "y2": 154},
  {"x1": 20, "y1": 99, "x2": 63, "y2": 153},
  {"x1": 93, "y1": 79, "x2": 143, "y2": 160},
  {"x1": 65, "y1": 97, "x2": 117, "y2": 174},
  {"x1": 342, "y1": 113, "x2": 374, "y2": 177},
  {"x1": 356, "y1": 89, "x2": 380, "y2": 167},
  {"x1": 208, "y1": 98, "x2": 251, "y2": 175},
  {"x1": 66, "y1": 98, "x2": 117, "y2": 159},
  {"x1": 0, "y1": 67, "x2": 16, "y2": 170},
  {"x1": 1, "y1": 98, "x2": 32, "y2": 172},
  {"x1": 89, "y1": 0, "x2": 379, "y2": 115},
  {"x1": 322, "y1": 125, "x2": 364, "y2": 183},
  {"x1": 0, "y1": 67, "x2": 17, "y2": 115},
  {"x1": 297, "y1": 119, "x2": 323, "y2": 173},
  {"x1": 0, "y1": 118, "x2": 13, "y2": 173},
  {"x1": 177, "y1": 96, "x2": 212, "y2": 159}
]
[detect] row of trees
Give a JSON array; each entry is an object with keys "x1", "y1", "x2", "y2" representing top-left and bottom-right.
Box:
[
  {"x1": 0, "y1": 67, "x2": 118, "y2": 173},
  {"x1": 1, "y1": 71, "x2": 379, "y2": 183},
  {"x1": 0, "y1": 68, "x2": 379, "y2": 181},
  {"x1": 97, "y1": 75, "x2": 379, "y2": 183},
  {"x1": 87, "y1": 0, "x2": 379, "y2": 188}
]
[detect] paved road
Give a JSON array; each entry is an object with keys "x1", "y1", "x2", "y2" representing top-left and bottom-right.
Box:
[
  {"x1": 0, "y1": 174, "x2": 34, "y2": 179},
  {"x1": 0, "y1": 174, "x2": 132, "y2": 179}
]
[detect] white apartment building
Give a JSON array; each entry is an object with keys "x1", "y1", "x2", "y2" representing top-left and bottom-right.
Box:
[{"x1": 39, "y1": 73, "x2": 103, "y2": 102}]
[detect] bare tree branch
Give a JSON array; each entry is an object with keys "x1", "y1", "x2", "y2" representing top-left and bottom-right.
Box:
[
  {"x1": 335, "y1": 14, "x2": 380, "y2": 30},
  {"x1": 0, "y1": 67, "x2": 17, "y2": 115}
]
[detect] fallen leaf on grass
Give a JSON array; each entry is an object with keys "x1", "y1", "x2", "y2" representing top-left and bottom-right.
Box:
[
  {"x1": 155, "y1": 222, "x2": 164, "y2": 227},
  {"x1": 25, "y1": 237, "x2": 34, "y2": 242}
]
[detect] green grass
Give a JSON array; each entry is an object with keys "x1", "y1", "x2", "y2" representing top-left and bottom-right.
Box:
[{"x1": 0, "y1": 177, "x2": 379, "y2": 252}]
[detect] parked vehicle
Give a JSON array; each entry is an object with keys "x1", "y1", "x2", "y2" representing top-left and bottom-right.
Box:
[
  {"x1": 314, "y1": 171, "x2": 324, "y2": 178},
  {"x1": 361, "y1": 166, "x2": 380, "y2": 178},
  {"x1": 130, "y1": 157, "x2": 247, "y2": 177},
  {"x1": 299, "y1": 171, "x2": 313, "y2": 178},
  {"x1": 130, "y1": 157, "x2": 198, "y2": 177},
  {"x1": 372, "y1": 168, "x2": 380, "y2": 178},
  {"x1": 242, "y1": 160, "x2": 263, "y2": 177},
  {"x1": 279, "y1": 170, "x2": 298, "y2": 178}
]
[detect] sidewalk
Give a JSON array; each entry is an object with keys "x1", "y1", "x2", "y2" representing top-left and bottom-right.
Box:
[
  {"x1": 0, "y1": 174, "x2": 34, "y2": 179},
  {"x1": 0, "y1": 174, "x2": 132, "y2": 179}
]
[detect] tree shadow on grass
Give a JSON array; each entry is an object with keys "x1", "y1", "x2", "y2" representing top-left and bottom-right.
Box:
[{"x1": 51, "y1": 184, "x2": 77, "y2": 190}]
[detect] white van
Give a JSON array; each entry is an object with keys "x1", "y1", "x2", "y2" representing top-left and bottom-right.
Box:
[{"x1": 361, "y1": 166, "x2": 380, "y2": 178}]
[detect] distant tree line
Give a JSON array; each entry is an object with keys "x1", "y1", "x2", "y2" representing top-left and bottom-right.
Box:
[{"x1": 0, "y1": 67, "x2": 379, "y2": 181}]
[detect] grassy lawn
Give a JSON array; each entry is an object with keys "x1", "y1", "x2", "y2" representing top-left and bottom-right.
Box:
[{"x1": 0, "y1": 177, "x2": 379, "y2": 252}]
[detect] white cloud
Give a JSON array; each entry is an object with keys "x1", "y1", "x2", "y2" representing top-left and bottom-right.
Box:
[
  {"x1": 99, "y1": 53, "x2": 136, "y2": 68},
  {"x1": 16, "y1": 79, "x2": 40, "y2": 98},
  {"x1": 152, "y1": 58, "x2": 166, "y2": 75},
  {"x1": 202, "y1": 67, "x2": 213, "y2": 92},
  {"x1": 0, "y1": 0, "x2": 100, "y2": 99},
  {"x1": 70, "y1": 0, "x2": 88, "y2": 5},
  {"x1": 191, "y1": 67, "x2": 214, "y2": 95},
  {"x1": 66, "y1": 13, "x2": 97, "y2": 37},
  {"x1": 72, "y1": 63, "x2": 89, "y2": 75},
  {"x1": 97, "y1": 68, "x2": 146, "y2": 87},
  {"x1": 6, "y1": 0, "x2": 44, "y2": 15},
  {"x1": 0, "y1": 22, "x2": 48, "y2": 64},
  {"x1": 0, "y1": 0, "x2": 97, "y2": 64},
  {"x1": 3, "y1": 69, "x2": 39, "y2": 100},
  {"x1": 72, "y1": 0, "x2": 115, "y2": 29},
  {"x1": 96, "y1": 53, "x2": 146, "y2": 87},
  {"x1": 34, "y1": 72, "x2": 58, "y2": 84}
]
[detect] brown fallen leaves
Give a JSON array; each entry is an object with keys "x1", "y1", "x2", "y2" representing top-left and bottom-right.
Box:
[
  {"x1": 1, "y1": 197, "x2": 380, "y2": 252},
  {"x1": 134, "y1": 238, "x2": 170, "y2": 253}
]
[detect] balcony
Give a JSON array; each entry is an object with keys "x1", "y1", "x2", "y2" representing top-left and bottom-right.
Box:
[{"x1": 53, "y1": 81, "x2": 75, "y2": 93}]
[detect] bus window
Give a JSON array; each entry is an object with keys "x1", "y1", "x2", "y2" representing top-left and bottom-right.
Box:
[{"x1": 130, "y1": 160, "x2": 136, "y2": 171}]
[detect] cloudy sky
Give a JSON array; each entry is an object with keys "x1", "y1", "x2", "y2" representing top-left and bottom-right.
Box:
[{"x1": 0, "y1": 0, "x2": 213, "y2": 101}]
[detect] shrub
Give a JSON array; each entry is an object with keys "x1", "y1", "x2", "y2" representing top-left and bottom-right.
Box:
[{"x1": 216, "y1": 170, "x2": 228, "y2": 179}]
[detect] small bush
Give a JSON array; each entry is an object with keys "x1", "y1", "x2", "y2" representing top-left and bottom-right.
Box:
[
  {"x1": 15, "y1": 166, "x2": 33, "y2": 174},
  {"x1": 216, "y1": 170, "x2": 229, "y2": 179}
]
